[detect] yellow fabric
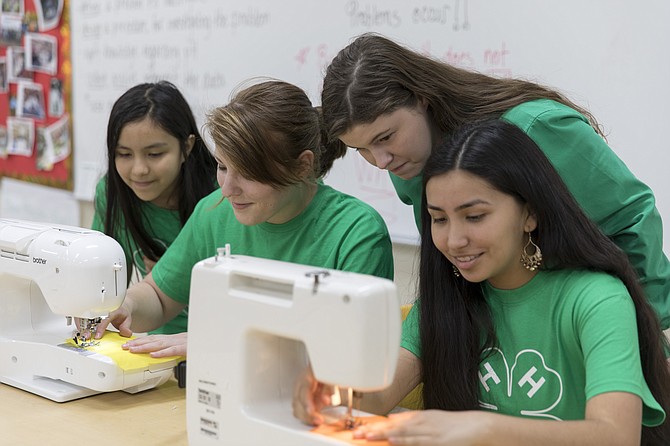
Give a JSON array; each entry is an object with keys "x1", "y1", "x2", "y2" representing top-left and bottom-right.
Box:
[
  {"x1": 65, "y1": 332, "x2": 184, "y2": 371},
  {"x1": 397, "y1": 304, "x2": 424, "y2": 410}
]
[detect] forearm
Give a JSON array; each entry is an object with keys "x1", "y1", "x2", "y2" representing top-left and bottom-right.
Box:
[
  {"x1": 359, "y1": 348, "x2": 422, "y2": 415},
  {"x1": 122, "y1": 281, "x2": 174, "y2": 333}
]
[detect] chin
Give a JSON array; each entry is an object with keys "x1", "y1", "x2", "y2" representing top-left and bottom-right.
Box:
[
  {"x1": 232, "y1": 213, "x2": 260, "y2": 227},
  {"x1": 400, "y1": 167, "x2": 422, "y2": 180}
]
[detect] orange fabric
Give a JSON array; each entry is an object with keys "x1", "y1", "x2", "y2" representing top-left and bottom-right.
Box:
[{"x1": 311, "y1": 416, "x2": 390, "y2": 445}]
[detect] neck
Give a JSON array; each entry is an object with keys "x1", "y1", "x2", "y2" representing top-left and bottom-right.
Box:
[{"x1": 268, "y1": 182, "x2": 319, "y2": 224}]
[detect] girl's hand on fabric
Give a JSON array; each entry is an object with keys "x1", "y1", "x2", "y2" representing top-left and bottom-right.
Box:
[
  {"x1": 94, "y1": 305, "x2": 133, "y2": 339},
  {"x1": 121, "y1": 332, "x2": 187, "y2": 357},
  {"x1": 292, "y1": 365, "x2": 335, "y2": 426},
  {"x1": 353, "y1": 410, "x2": 484, "y2": 446}
]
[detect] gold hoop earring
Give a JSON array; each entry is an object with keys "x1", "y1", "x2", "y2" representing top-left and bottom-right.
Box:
[
  {"x1": 452, "y1": 265, "x2": 461, "y2": 277},
  {"x1": 520, "y1": 232, "x2": 542, "y2": 271}
]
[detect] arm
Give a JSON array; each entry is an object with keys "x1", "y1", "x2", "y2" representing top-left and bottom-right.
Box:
[
  {"x1": 95, "y1": 271, "x2": 186, "y2": 338},
  {"x1": 359, "y1": 347, "x2": 423, "y2": 415},
  {"x1": 293, "y1": 348, "x2": 422, "y2": 425},
  {"x1": 357, "y1": 392, "x2": 641, "y2": 446}
]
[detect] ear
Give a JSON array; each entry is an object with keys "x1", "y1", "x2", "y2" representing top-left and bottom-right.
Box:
[
  {"x1": 523, "y1": 205, "x2": 538, "y2": 233},
  {"x1": 182, "y1": 134, "x2": 196, "y2": 162},
  {"x1": 418, "y1": 96, "x2": 429, "y2": 111},
  {"x1": 297, "y1": 149, "x2": 315, "y2": 178}
]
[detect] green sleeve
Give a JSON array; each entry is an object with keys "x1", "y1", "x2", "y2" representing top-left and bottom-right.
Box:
[
  {"x1": 91, "y1": 178, "x2": 106, "y2": 232},
  {"x1": 400, "y1": 301, "x2": 421, "y2": 358},
  {"x1": 335, "y1": 214, "x2": 395, "y2": 281},
  {"x1": 575, "y1": 278, "x2": 665, "y2": 426},
  {"x1": 503, "y1": 100, "x2": 670, "y2": 328},
  {"x1": 151, "y1": 198, "x2": 212, "y2": 305}
]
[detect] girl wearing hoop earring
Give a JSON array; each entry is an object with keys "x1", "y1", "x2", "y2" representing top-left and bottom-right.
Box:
[{"x1": 294, "y1": 119, "x2": 670, "y2": 446}]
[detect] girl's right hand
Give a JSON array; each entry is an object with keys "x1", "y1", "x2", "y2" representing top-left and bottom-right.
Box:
[
  {"x1": 292, "y1": 364, "x2": 335, "y2": 426},
  {"x1": 94, "y1": 304, "x2": 133, "y2": 339}
]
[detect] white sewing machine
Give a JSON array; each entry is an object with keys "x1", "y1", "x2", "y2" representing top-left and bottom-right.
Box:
[
  {"x1": 187, "y1": 248, "x2": 401, "y2": 445},
  {"x1": 0, "y1": 218, "x2": 178, "y2": 402}
]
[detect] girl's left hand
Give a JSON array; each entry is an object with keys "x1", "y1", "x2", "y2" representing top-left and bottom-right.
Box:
[
  {"x1": 353, "y1": 410, "x2": 486, "y2": 445},
  {"x1": 122, "y1": 332, "x2": 187, "y2": 358}
]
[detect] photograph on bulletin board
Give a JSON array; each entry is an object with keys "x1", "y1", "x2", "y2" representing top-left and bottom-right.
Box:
[{"x1": 0, "y1": 0, "x2": 71, "y2": 190}]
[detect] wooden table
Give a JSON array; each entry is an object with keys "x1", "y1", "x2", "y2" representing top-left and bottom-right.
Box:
[{"x1": 0, "y1": 378, "x2": 187, "y2": 445}]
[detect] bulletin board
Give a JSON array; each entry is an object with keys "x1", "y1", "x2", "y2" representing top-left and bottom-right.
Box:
[
  {"x1": 69, "y1": 0, "x2": 670, "y2": 247},
  {"x1": 0, "y1": 0, "x2": 72, "y2": 190}
]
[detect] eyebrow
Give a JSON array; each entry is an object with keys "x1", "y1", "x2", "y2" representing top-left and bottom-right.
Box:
[
  {"x1": 367, "y1": 128, "x2": 391, "y2": 146},
  {"x1": 427, "y1": 198, "x2": 490, "y2": 212},
  {"x1": 116, "y1": 141, "x2": 170, "y2": 150}
]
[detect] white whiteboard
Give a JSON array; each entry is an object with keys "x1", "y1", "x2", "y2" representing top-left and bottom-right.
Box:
[{"x1": 70, "y1": 0, "x2": 670, "y2": 248}]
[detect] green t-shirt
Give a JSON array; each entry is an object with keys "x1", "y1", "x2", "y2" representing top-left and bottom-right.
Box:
[
  {"x1": 390, "y1": 99, "x2": 670, "y2": 328},
  {"x1": 401, "y1": 269, "x2": 665, "y2": 426},
  {"x1": 92, "y1": 176, "x2": 187, "y2": 335},
  {"x1": 152, "y1": 182, "x2": 394, "y2": 308}
]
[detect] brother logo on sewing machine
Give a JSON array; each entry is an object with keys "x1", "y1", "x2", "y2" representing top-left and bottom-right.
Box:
[
  {"x1": 186, "y1": 252, "x2": 401, "y2": 445},
  {"x1": 0, "y1": 218, "x2": 180, "y2": 402}
]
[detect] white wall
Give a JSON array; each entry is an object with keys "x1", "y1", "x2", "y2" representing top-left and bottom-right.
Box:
[{"x1": 70, "y1": 0, "x2": 670, "y2": 250}]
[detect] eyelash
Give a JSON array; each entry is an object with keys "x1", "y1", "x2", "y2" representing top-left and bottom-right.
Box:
[
  {"x1": 377, "y1": 133, "x2": 392, "y2": 143},
  {"x1": 431, "y1": 214, "x2": 484, "y2": 224},
  {"x1": 115, "y1": 152, "x2": 163, "y2": 158}
]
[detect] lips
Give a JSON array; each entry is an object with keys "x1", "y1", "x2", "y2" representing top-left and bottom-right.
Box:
[
  {"x1": 452, "y1": 253, "x2": 482, "y2": 270},
  {"x1": 132, "y1": 180, "x2": 154, "y2": 189},
  {"x1": 389, "y1": 162, "x2": 407, "y2": 175},
  {"x1": 230, "y1": 201, "x2": 251, "y2": 210}
]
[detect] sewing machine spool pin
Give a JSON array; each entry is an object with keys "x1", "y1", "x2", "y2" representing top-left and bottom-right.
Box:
[{"x1": 306, "y1": 270, "x2": 330, "y2": 294}]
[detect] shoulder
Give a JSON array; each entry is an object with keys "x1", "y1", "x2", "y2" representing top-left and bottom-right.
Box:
[
  {"x1": 94, "y1": 175, "x2": 108, "y2": 196},
  {"x1": 501, "y1": 99, "x2": 590, "y2": 132},
  {"x1": 543, "y1": 269, "x2": 630, "y2": 309},
  {"x1": 316, "y1": 184, "x2": 388, "y2": 228},
  {"x1": 544, "y1": 268, "x2": 625, "y2": 290},
  {"x1": 93, "y1": 175, "x2": 109, "y2": 209}
]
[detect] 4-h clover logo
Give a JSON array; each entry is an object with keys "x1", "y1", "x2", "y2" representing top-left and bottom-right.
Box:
[{"x1": 478, "y1": 348, "x2": 564, "y2": 420}]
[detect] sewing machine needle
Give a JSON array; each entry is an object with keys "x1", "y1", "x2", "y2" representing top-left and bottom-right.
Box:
[{"x1": 345, "y1": 387, "x2": 356, "y2": 429}]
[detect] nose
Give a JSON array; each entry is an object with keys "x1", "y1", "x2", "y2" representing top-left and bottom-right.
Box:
[
  {"x1": 131, "y1": 158, "x2": 149, "y2": 176},
  {"x1": 218, "y1": 170, "x2": 240, "y2": 198},
  {"x1": 446, "y1": 223, "x2": 469, "y2": 250},
  {"x1": 368, "y1": 148, "x2": 394, "y2": 170}
]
